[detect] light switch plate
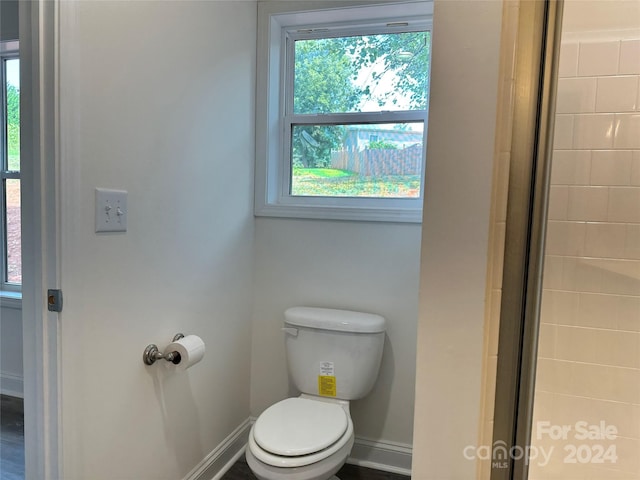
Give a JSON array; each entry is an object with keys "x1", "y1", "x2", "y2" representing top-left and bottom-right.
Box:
[{"x1": 95, "y1": 188, "x2": 127, "y2": 233}]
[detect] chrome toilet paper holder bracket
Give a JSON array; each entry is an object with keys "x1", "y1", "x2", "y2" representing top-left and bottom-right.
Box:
[{"x1": 143, "y1": 333, "x2": 185, "y2": 366}]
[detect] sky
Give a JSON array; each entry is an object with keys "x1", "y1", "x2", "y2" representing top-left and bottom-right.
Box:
[{"x1": 6, "y1": 58, "x2": 19, "y2": 89}]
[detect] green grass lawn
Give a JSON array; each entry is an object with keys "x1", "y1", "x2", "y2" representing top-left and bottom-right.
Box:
[
  {"x1": 8, "y1": 154, "x2": 20, "y2": 171},
  {"x1": 292, "y1": 168, "x2": 420, "y2": 198},
  {"x1": 7, "y1": 123, "x2": 20, "y2": 171}
]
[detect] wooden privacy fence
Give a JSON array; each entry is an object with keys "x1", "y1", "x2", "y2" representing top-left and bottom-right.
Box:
[{"x1": 330, "y1": 144, "x2": 422, "y2": 176}]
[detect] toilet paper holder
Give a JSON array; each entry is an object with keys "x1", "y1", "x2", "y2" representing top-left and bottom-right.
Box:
[{"x1": 143, "y1": 333, "x2": 185, "y2": 366}]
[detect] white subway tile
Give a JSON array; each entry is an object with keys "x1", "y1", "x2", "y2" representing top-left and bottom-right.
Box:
[
  {"x1": 596, "y1": 76, "x2": 639, "y2": 113},
  {"x1": 495, "y1": 152, "x2": 510, "y2": 222},
  {"x1": 590, "y1": 150, "x2": 633, "y2": 186},
  {"x1": 537, "y1": 323, "x2": 556, "y2": 359},
  {"x1": 612, "y1": 437, "x2": 640, "y2": 475},
  {"x1": 540, "y1": 290, "x2": 579, "y2": 326},
  {"x1": 548, "y1": 186, "x2": 568, "y2": 220},
  {"x1": 491, "y1": 221, "x2": 506, "y2": 287},
  {"x1": 626, "y1": 224, "x2": 640, "y2": 260},
  {"x1": 608, "y1": 187, "x2": 640, "y2": 223},
  {"x1": 614, "y1": 113, "x2": 640, "y2": 149},
  {"x1": 553, "y1": 115, "x2": 574, "y2": 149},
  {"x1": 556, "y1": 326, "x2": 639, "y2": 368},
  {"x1": 543, "y1": 255, "x2": 564, "y2": 290},
  {"x1": 578, "y1": 41, "x2": 620, "y2": 77},
  {"x1": 544, "y1": 360, "x2": 575, "y2": 397},
  {"x1": 596, "y1": 258, "x2": 640, "y2": 297},
  {"x1": 562, "y1": 257, "x2": 603, "y2": 293},
  {"x1": 632, "y1": 151, "x2": 640, "y2": 186},
  {"x1": 551, "y1": 150, "x2": 591, "y2": 185},
  {"x1": 568, "y1": 362, "x2": 640, "y2": 404},
  {"x1": 499, "y1": 87, "x2": 515, "y2": 152},
  {"x1": 540, "y1": 392, "x2": 583, "y2": 426},
  {"x1": 477, "y1": 458, "x2": 490, "y2": 480},
  {"x1": 531, "y1": 393, "x2": 552, "y2": 428},
  {"x1": 614, "y1": 292, "x2": 640, "y2": 332},
  {"x1": 480, "y1": 419, "x2": 494, "y2": 450},
  {"x1": 546, "y1": 221, "x2": 586, "y2": 256},
  {"x1": 591, "y1": 466, "x2": 640, "y2": 479},
  {"x1": 585, "y1": 222, "x2": 627, "y2": 259},
  {"x1": 573, "y1": 114, "x2": 615, "y2": 149},
  {"x1": 567, "y1": 361, "x2": 616, "y2": 399},
  {"x1": 607, "y1": 329, "x2": 640, "y2": 368},
  {"x1": 488, "y1": 289, "x2": 501, "y2": 356},
  {"x1": 576, "y1": 292, "x2": 611, "y2": 329},
  {"x1": 610, "y1": 367, "x2": 640, "y2": 403},
  {"x1": 529, "y1": 456, "x2": 594, "y2": 479},
  {"x1": 577, "y1": 293, "x2": 606, "y2": 330},
  {"x1": 549, "y1": 394, "x2": 640, "y2": 440},
  {"x1": 557, "y1": 77, "x2": 597, "y2": 113},
  {"x1": 567, "y1": 186, "x2": 609, "y2": 221},
  {"x1": 619, "y1": 39, "x2": 640, "y2": 75},
  {"x1": 485, "y1": 356, "x2": 497, "y2": 420},
  {"x1": 559, "y1": 42, "x2": 579, "y2": 78},
  {"x1": 533, "y1": 359, "x2": 560, "y2": 393}
]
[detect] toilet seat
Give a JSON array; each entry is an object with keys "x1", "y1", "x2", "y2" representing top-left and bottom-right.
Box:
[
  {"x1": 254, "y1": 397, "x2": 348, "y2": 456},
  {"x1": 249, "y1": 398, "x2": 354, "y2": 468}
]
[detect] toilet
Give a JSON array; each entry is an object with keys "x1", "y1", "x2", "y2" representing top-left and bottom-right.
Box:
[{"x1": 245, "y1": 306, "x2": 386, "y2": 480}]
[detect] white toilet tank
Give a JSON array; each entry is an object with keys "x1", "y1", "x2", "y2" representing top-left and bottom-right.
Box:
[{"x1": 283, "y1": 307, "x2": 386, "y2": 401}]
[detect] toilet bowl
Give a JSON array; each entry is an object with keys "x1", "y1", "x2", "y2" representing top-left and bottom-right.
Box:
[
  {"x1": 246, "y1": 396, "x2": 354, "y2": 480},
  {"x1": 245, "y1": 307, "x2": 386, "y2": 480}
]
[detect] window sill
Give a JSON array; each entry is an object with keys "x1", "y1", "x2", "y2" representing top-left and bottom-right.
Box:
[
  {"x1": 255, "y1": 202, "x2": 423, "y2": 223},
  {"x1": 0, "y1": 291, "x2": 22, "y2": 309}
]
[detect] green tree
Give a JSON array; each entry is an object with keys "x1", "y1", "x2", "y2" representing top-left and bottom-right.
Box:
[
  {"x1": 293, "y1": 38, "x2": 361, "y2": 168},
  {"x1": 292, "y1": 31, "x2": 430, "y2": 167},
  {"x1": 368, "y1": 139, "x2": 398, "y2": 150},
  {"x1": 350, "y1": 31, "x2": 430, "y2": 109},
  {"x1": 6, "y1": 84, "x2": 19, "y2": 126},
  {"x1": 6, "y1": 84, "x2": 20, "y2": 159}
]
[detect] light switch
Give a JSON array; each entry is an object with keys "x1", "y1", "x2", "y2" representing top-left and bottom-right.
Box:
[{"x1": 95, "y1": 188, "x2": 127, "y2": 233}]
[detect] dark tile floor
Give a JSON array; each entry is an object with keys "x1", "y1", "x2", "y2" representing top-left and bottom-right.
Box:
[
  {"x1": 222, "y1": 458, "x2": 410, "y2": 480},
  {"x1": 0, "y1": 395, "x2": 24, "y2": 480}
]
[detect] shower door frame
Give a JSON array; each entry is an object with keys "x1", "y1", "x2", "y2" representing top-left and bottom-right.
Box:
[{"x1": 490, "y1": 1, "x2": 564, "y2": 479}]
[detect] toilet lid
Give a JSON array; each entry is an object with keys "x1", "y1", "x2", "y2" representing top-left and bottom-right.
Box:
[{"x1": 253, "y1": 398, "x2": 348, "y2": 457}]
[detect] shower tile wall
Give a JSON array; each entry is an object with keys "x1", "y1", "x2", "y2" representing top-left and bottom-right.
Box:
[{"x1": 530, "y1": 37, "x2": 640, "y2": 480}]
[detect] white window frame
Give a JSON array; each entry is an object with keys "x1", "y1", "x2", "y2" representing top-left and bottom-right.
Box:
[
  {"x1": 1, "y1": 40, "x2": 20, "y2": 295},
  {"x1": 255, "y1": 1, "x2": 433, "y2": 223}
]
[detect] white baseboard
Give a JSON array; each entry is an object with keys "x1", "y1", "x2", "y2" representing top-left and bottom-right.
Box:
[
  {"x1": 182, "y1": 418, "x2": 251, "y2": 480},
  {"x1": 348, "y1": 437, "x2": 412, "y2": 476},
  {"x1": 0, "y1": 371, "x2": 23, "y2": 398},
  {"x1": 185, "y1": 417, "x2": 412, "y2": 479}
]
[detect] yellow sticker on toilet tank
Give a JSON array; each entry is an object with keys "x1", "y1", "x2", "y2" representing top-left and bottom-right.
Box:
[{"x1": 318, "y1": 375, "x2": 337, "y2": 397}]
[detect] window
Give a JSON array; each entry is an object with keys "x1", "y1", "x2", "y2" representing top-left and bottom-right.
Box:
[
  {"x1": 1, "y1": 42, "x2": 20, "y2": 291},
  {"x1": 255, "y1": 2, "x2": 432, "y2": 222}
]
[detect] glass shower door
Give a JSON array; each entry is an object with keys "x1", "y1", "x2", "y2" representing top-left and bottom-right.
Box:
[{"x1": 529, "y1": 2, "x2": 640, "y2": 478}]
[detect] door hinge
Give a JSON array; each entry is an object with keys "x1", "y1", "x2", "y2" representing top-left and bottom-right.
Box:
[{"x1": 47, "y1": 289, "x2": 63, "y2": 312}]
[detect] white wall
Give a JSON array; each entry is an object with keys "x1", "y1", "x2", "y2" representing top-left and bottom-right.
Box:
[
  {"x1": 57, "y1": 1, "x2": 256, "y2": 478},
  {"x1": 412, "y1": 0, "x2": 503, "y2": 478},
  {"x1": 250, "y1": 217, "x2": 422, "y2": 446},
  {"x1": 0, "y1": 304, "x2": 23, "y2": 396},
  {"x1": 0, "y1": 0, "x2": 19, "y2": 41}
]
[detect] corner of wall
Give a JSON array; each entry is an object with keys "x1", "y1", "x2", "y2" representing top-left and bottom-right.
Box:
[{"x1": 412, "y1": 0, "x2": 504, "y2": 477}]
